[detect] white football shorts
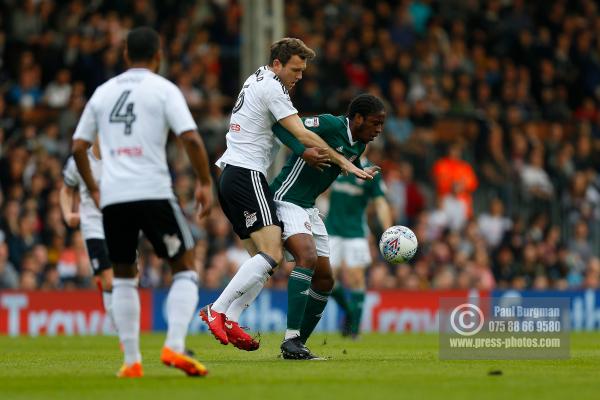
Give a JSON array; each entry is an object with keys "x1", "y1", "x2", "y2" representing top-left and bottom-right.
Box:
[
  {"x1": 328, "y1": 236, "x2": 372, "y2": 268},
  {"x1": 275, "y1": 200, "x2": 329, "y2": 261}
]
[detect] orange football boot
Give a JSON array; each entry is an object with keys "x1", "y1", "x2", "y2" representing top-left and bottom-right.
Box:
[
  {"x1": 116, "y1": 362, "x2": 143, "y2": 378},
  {"x1": 160, "y1": 347, "x2": 208, "y2": 377}
]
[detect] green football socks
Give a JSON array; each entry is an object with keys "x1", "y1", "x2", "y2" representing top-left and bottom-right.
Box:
[
  {"x1": 286, "y1": 266, "x2": 314, "y2": 337},
  {"x1": 300, "y1": 288, "x2": 330, "y2": 344},
  {"x1": 330, "y1": 284, "x2": 351, "y2": 314},
  {"x1": 349, "y1": 290, "x2": 365, "y2": 335}
]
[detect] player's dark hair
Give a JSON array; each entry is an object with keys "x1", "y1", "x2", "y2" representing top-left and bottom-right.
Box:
[
  {"x1": 126, "y1": 27, "x2": 160, "y2": 62},
  {"x1": 347, "y1": 94, "x2": 385, "y2": 119},
  {"x1": 269, "y1": 37, "x2": 315, "y2": 66}
]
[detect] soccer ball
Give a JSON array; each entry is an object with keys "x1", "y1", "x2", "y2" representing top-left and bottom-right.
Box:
[{"x1": 379, "y1": 225, "x2": 418, "y2": 264}]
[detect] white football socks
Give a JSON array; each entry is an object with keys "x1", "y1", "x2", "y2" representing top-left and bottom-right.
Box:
[
  {"x1": 112, "y1": 278, "x2": 141, "y2": 365},
  {"x1": 102, "y1": 291, "x2": 116, "y2": 331},
  {"x1": 225, "y1": 272, "x2": 268, "y2": 322},
  {"x1": 284, "y1": 329, "x2": 301, "y2": 340},
  {"x1": 212, "y1": 253, "x2": 275, "y2": 314},
  {"x1": 164, "y1": 270, "x2": 199, "y2": 353}
]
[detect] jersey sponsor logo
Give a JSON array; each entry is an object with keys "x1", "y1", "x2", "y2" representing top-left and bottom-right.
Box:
[
  {"x1": 244, "y1": 211, "x2": 257, "y2": 228},
  {"x1": 304, "y1": 221, "x2": 312, "y2": 232},
  {"x1": 335, "y1": 146, "x2": 344, "y2": 153},
  {"x1": 110, "y1": 147, "x2": 143, "y2": 157},
  {"x1": 162, "y1": 234, "x2": 181, "y2": 258},
  {"x1": 224, "y1": 322, "x2": 233, "y2": 329},
  {"x1": 230, "y1": 123, "x2": 241, "y2": 132},
  {"x1": 304, "y1": 117, "x2": 320, "y2": 128}
]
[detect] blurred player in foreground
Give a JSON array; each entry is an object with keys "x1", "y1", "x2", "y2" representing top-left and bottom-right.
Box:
[
  {"x1": 71, "y1": 27, "x2": 212, "y2": 378},
  {"x1": 60, "y1": 139, "x2": 116, "y2": 328}
]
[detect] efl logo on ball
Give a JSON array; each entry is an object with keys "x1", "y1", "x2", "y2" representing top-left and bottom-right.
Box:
[{"x1": 379, "y1": 225, "x2": 418, "y2": 264}]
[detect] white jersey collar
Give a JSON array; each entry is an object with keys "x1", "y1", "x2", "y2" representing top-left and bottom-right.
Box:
[{"x1": 345, "y1": 117, "x2": 356, "y2": 145}]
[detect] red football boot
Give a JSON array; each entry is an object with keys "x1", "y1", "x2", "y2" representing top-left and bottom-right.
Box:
[
  {"x1": 224, "y1": 319, "x2": 260, "y2": 351},
  {"x1": 200, "y1": 304, "x2": 228, "y2": 345}
]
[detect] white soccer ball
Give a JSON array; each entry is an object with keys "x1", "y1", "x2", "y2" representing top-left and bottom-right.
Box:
[{"x1": 379, "y1": 225, "x2": 418, "y2": 264}]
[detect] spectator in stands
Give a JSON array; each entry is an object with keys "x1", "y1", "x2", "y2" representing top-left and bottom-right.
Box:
[
  {"x1": 8, "y1": 67, "x2": 43, "y2": 110},
  {"x1": 432, "y1": 142, "x2": 478, "y2": 218},
  {"x1": 0, "y1": 240, "x2": 19, "y2": 289},
  {"x1": 568, "y1": 220, "x2": 594, "y2": 284},
  {"x1": 7, "y1": 212, "x2": 40, "y2": 269},
  {"x1": 519, "y1": 146, "x2": 554, "y2": 215},
  {"x1": 0, "y1": 0, "x2": 599, "y2": 292},
  {"x1": 479, "y1": 123, "x2": 513, "y2": 204},
  {"x1": 43, "y1": 69, "x2": 72, "y2": 109},
  {"x1": 478, "y1": 198, "x2": 513, "y2": 250}
]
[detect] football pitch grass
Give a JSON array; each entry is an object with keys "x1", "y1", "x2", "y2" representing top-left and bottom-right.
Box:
[{"x1": 1, "y1": 332, "x2": 600, "y2": 400}]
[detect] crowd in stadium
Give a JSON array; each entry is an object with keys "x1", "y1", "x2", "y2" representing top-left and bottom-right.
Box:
[{"x1": 0, "y1": 0, "x2": 599, "y2": 292}]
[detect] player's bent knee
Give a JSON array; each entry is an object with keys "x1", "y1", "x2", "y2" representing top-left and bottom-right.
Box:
[
  {"x1": 262, "y1": 247, "x2": 283, "y2": 265},
  {"x1": 255, "y1": 243, "x2": 283, "y2": 266},
  {"x1": 251, "y1": 229, "x2": 284, "y2": 264},
  {"x1": 295, "y1": 251, "x2": 318, "y2": 269},
  {"x1": 313, "y1": 275, "x2": 334, "y2": 292},
  {"x1": 285, "y1": 234, "x2": 318, "y2": 268}
]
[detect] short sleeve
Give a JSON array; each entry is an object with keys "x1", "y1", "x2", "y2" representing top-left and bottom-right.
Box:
[
  {"x1": 266, "y1": 81, "x2": 297, "y2": 121},
  {"x1": 165, "y1": 84, "x2": 198, "y2": 135},
  {"x1": 63, "y1": 157, "x2": 80, "y2": 188},
  {"x1": 301, "y1": 114, "x2": 339, "y2": 139},
  {"x1": 73, "y1": 99, "x2": 99, "y2": 143}
]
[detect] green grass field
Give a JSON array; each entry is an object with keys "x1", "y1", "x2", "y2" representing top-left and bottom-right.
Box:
[{"x1": 1, "y1": 332, "x2": 600, "y2": 400}]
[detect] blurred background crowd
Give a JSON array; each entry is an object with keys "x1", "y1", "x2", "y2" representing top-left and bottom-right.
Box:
[{"x1": 0, "y1": 0, "x2": 599, "y2": 292}]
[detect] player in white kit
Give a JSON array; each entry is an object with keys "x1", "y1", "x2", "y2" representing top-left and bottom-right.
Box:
[
  {"x1": 60, "y1": 140, "x2": 115, "y2": 327},
  {"x1": 200, "y1": 38, "x2": 375, "y2": 352},
  {"x1": 71, "y1": 27, "x2": 212, "y2": 378}
]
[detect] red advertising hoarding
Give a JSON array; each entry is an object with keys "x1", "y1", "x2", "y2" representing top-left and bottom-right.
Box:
[
  {"x1": 363, "y1": 289, "x2": 488, "y2": 332},
  {"x1": 0, "y1": 290, "x2": 152, "y2": 336}
]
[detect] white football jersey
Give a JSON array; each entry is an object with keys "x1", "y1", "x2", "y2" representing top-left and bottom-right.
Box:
[
  {"x1": 72, "y1": 68, "x2": 197, "y2": 208},
  {"x1": 216, "y1": 66, "x2": 297, "y2": 176},
  {"x1": 63, "y1": 151, "x2": 104, "y2": 239}
]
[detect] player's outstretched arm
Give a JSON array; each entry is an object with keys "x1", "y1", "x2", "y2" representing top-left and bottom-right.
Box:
[
  {"x1": 179, "y1": 130, "x2": 213, "y2": 220},
  {"x1": 273, "y1": 122, "x2": 330, "y2": 171},
  {"x1": 278, "y1": 114, "x2": 374, "y2": 180},
  {"x1": 374, "y1": 196, "x2": 393, "y2": 230},
  {"x1": 59, "y1": 184, "x2": 80, "y2": 228},
  {"x1": 72, "y1": 139, "x2": 100, "y2": 207}
]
